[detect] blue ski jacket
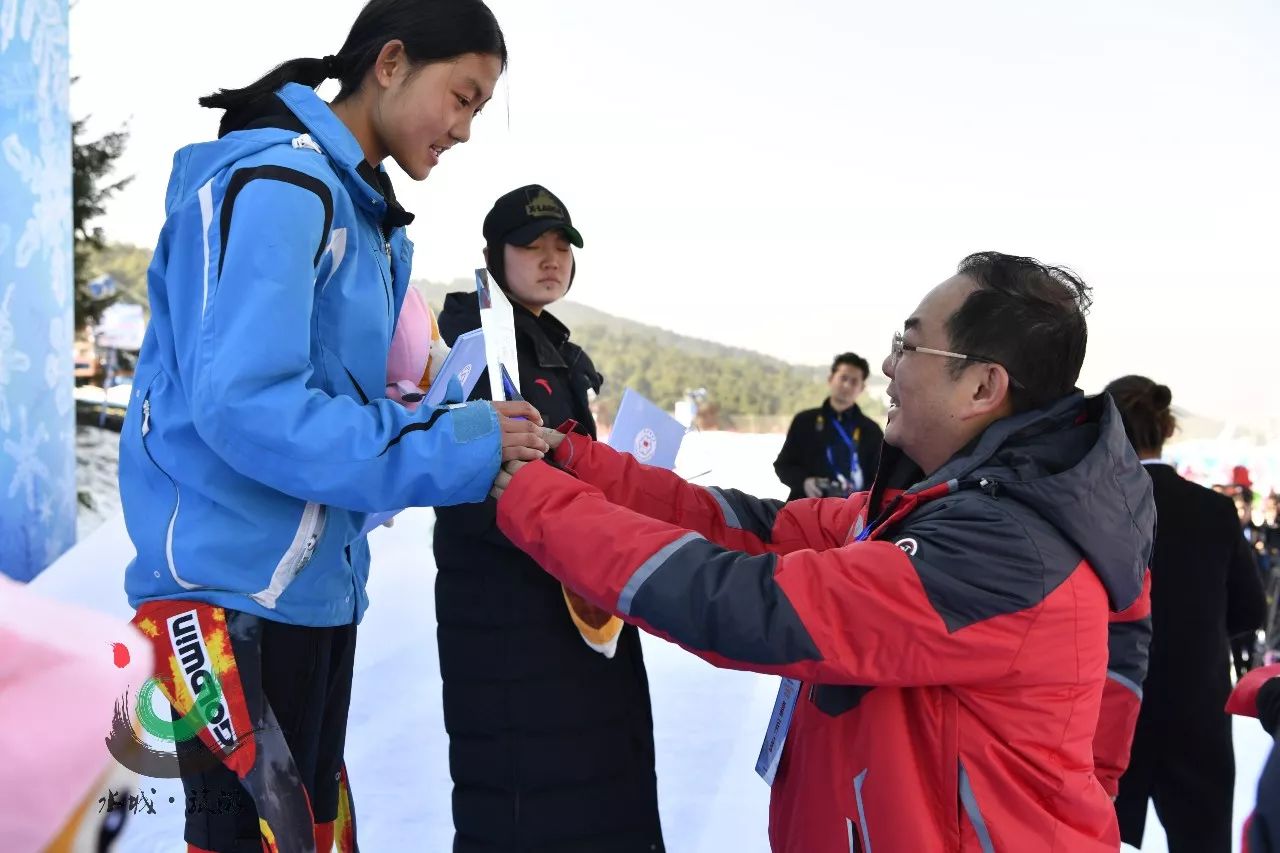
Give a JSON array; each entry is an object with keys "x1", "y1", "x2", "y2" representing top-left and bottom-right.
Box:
[{"x1": 120, "y1": 83, "x2": 501, "y2": 626}]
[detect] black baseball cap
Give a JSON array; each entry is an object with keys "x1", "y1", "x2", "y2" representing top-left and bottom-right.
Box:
[{"x1": 482, "y1": 185, "x2": 584, "y2": 248}]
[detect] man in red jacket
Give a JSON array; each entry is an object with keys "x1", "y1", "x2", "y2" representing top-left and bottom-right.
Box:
[{"x1": 492, "y1": 252, "x2": 1155, "y2": 852}]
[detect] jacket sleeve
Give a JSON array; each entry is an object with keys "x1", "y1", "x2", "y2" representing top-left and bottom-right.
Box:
[
  {"x1": 1227, "y1": 528, "x2": 1267, "y2": 640},
  {"x1": 1092, "y1": 569, "x2": 1152, "y2": 797},
  {"x1": 497, "y1": 462, "x2": 1052, "y2": 685},
  {"x1": 773, "y1": 414, "x2": 812, "y2": 493},
  {"x1": 187, "y1": 172, "x2": 501, "y2": 512},
  {"x1": 554, "y1": 431, "x2": 864, "y2": 557}
]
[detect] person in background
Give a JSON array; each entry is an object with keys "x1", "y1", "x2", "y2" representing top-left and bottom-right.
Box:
[
  {"x1": 1107, "y1": 375, "x2": 1267, "y2": 853},
  {"x1": 774, "y1": 352, "x2": 883, "y2": 500},
  {"x1": 1263, "y1": 494, "x2": 1280, "y2": 664},
  {"x1": 432, "y1": 185, "x2": 665, "y2": 853},
  {"x1": 1233, "y1": 483, "x2": 1269, "y2": 676}
]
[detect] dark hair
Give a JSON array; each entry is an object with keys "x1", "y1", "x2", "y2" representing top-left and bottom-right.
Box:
[
  {"x1": 948, "y1": 251, "x2": 1092, "y2": 413},
  {"x1": 1104, "y1": 375, "x2": 1176, "y2": 453},
  {"x1": 485, "y1": 240, "x2": 509, "y2": 289},
  {"x1": 831, "y1": 352, "x2": 870, "y2": 382},
  {"x1": 200, "y1": 0, "x2": 506, "y2": 120}
]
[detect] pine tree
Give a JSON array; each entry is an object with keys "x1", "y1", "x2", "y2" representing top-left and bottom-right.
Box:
[{"x1": 72, "y1": 110, "x2": 132, "y2": 330}]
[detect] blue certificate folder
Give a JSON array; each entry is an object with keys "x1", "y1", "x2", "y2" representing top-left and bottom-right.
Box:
[
  {"x1": 607, "y1": 389, "x2": 686, "y2": 471},
  {"x1": 421, "y1": 328, "x2": 487, "y2": 408},
  {"x1": 360, "y1": 329, "x2": 487, "y2": 536}
]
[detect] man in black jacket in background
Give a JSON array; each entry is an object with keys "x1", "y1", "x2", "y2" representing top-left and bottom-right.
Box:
[{"x1": 774, "y1": 352, "x2": 884, "y2": 500}]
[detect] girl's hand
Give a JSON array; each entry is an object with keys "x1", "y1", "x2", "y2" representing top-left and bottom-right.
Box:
[{"x1": 493, "y1": 402, "x2": 547, "y2": 463}]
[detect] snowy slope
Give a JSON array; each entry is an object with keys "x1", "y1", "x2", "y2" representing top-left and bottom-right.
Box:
[{"x1": 29, "y1": 431, "x2": 1271, "y2": 852}]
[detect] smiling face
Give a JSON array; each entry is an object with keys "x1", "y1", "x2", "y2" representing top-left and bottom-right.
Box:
[
  {"x1": 502, "y1": 230, "x2": 574, "y2": 313},
  {"x1": 882, "y1": 274, "x2": 1015, "y2": 475},
  {"x1": 370, "y1": 48, "x2": 503, "y2": 180}
]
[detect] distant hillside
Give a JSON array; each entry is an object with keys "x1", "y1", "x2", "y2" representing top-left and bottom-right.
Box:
[{"x1": 415, "y1": 278, "x2": 886, "y2": 429}]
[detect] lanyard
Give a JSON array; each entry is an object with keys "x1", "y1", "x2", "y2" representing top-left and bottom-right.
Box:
[{"x1": 826, "y1": 414, "x2": 862, "y2": 488}]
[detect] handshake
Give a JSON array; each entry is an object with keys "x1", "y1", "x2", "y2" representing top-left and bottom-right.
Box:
[{"x1": 491, "y1": 402, "x2": 566, "y2": 499}]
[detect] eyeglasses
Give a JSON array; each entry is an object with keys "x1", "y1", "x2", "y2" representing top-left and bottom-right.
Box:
[{"x1": 891, "y1": 331, "x2": 1026, "y2": 390}]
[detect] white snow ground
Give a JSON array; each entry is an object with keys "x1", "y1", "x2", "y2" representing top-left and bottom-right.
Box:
[{"x1": 31, "y1": 431, "x2": 1272, "y2": 852}]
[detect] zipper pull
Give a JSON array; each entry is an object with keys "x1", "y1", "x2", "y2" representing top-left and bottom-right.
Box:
[
  {"x1": 291, "y1": 133, "x2": 323, "y2": 154},
  {"x1": 142, "y1": 397, "x2": 151, "y2": 436},
  {"x1": 298, "y1": 534, "x2": 319, "y2": 570}
]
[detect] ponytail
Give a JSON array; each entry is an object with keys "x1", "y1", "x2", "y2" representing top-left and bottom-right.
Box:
[
  {"x1": 200, "y1": 0, "x2": 505, "y2": 124},
  {"x1": 1105, "y1": 375, "x2": 1176, "y2": 453},
  {"x1": 199, "y1": 57, "x2": 338, "y2": 137}
]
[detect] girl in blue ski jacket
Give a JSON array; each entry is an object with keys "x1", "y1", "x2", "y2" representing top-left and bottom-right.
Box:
[{"x1": 118, "y1": 3, "x2": 546, "y2": 851}]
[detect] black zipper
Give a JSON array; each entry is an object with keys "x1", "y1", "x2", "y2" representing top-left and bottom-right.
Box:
[{"x1": 378, "y1": 238, "x2": 393, "y2": 319}]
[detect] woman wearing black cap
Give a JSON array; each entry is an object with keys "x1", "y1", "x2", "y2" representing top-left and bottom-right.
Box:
[{"x1": 432, "y1": 185, "x2": 665, "y2": 853}]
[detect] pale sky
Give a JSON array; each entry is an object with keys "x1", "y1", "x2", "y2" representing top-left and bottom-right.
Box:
[{"x1": 70, "y1": 0, "x2": 1280, "y2": 427}]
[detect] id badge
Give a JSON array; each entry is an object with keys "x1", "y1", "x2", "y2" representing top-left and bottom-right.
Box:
[
  {"x1": 754, "y1": 676, "x2": 803, "y2": 786},
  {"x1": 754, "y1": 519, "x2": 872, "y2": 785}
]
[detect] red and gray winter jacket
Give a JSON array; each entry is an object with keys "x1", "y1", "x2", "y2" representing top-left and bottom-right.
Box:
[{"x1": 497, "y1": 392, "x2": 1154, "y2": 852}]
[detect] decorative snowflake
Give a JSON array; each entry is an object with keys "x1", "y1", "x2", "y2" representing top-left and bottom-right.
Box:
[
  {"x1": 45, "y1": 313, "x2": 70, "y2": 414},
  {"x1": 0, "y1": 282, "x2": 32, "y2": 432},
  {"x1": 0, "y1": 0, "x2": 20, "y2": 52},
  {"x1": 1, "y1": 0, "x2": 70, "y2": 297},
  {"x1": 54, "y1": 442, "x2": 75, "y2": 516},
  {"x1": 0, "y1": 0, "x2": 77, "y2": 572},
  {"x1": 4, "y1": 406, "x2": 51, "y2": 511}
]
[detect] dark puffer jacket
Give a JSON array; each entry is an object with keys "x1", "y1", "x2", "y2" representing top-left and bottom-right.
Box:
[{"x1": 433, "y1": 292, "x2": 665, "y2": 853}]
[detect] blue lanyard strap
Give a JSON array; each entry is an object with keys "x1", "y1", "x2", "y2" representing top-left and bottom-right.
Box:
[
  {"x1": 829, "y1": 413, "x2": 857, "y2": 450},
  {"x1": 825, "y1": 414, "x2": 861, "y2": 484}
]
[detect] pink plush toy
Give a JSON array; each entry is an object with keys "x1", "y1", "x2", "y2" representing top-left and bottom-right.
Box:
[{"x1": 385, "y1": 286, "x2": 450, "y2": 411}]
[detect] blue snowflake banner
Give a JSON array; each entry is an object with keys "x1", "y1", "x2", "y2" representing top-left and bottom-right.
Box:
[{"x1": 0, "y1": 0, "x2": 76, "y2": 580}]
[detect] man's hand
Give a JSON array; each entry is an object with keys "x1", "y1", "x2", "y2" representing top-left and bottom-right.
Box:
[
  {"x1": 803, "y1": 477, "x2": 826, "y2": 499},
  {"x1": 494, "y1": 401, "x2": 547, "y2": 463},
  {"x1": 540, "y1": 426, "x2": 566, "y2": 452},
  {"x1": 490, "y1": 459, "x2": 528, "y2": 501}
]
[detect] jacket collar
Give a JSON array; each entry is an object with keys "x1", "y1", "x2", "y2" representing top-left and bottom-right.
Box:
[
  {"x1": 868, "y1": 391, "x2": 1154, "y2": 611},
  {"x1": 512, "y1": 302, "x2": 572, "y2": 370},
  {"x1": 822, "y1": 399, "x2": 862, "y2": 422},
  {"x1": 270, "y1": 84, "x2": 414, "y2": 233}
]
